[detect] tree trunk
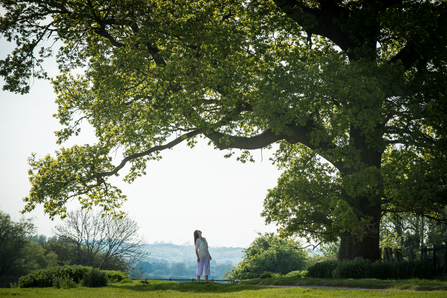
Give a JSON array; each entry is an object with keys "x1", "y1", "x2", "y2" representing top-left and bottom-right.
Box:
[
  {"x1": 338, "y1": 205, "x2": 381, "y2": 261},
  {"x1": 337, "y1": 127, "x2": 383, "y2": 262}
]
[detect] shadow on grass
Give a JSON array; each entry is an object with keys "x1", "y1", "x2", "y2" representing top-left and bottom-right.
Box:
[{"x1": 108, "y1": 280, "x2": 266, "y2": 294}]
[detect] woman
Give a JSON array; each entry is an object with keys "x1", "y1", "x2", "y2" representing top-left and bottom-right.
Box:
[{"x1": 194, "y1": 230, "x2": 212, "y2": 282}]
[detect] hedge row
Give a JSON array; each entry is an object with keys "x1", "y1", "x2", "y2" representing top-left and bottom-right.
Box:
[
  {"x1": 18, "y1": 265, "x2": 129, "y2": 288},
  {"x1": 307, "y1": 258, "x2": 442, "y2": 280}
]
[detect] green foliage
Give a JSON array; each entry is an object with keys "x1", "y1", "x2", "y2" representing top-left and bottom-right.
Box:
[
  {"x1": 81, "y1": 268, "x2": 108, "y2": 288},
  {"x1": 307, "y1": 242, "x2": 339, "y2": 268},
  {"x1": 225, "y1": 233, "x2": 307, "y2": 280},
  {"x1": 379, "y1": 210, "x2": 447, "y2": 253},
  {"x1": 260, "y1": 272, "x2": 272, "y2": 279},
  {"x1": 52, "y1": 273, "x2": 77, "y2": 289},
  {"x1": 104, "y1": 270, "x2": 129, "y2": 283},
  {"x1": 18, "y1": 265, "x2": 92, "y2": 288},
  {"x1": 284, "y1": 270, "x2": 308, "y2": 278},
  {"x1": 36, "y1": 235, "x2": 130, "y2": 271},
  {"x1": 382, "y1": 148, "x2": 447, "y2": 221},
  {"x1": 307, "y1": 260, "x2": 339, "y2": 279},
  {"x1": 16, "y1": 266, "x2": 126, "y2": 288},
  {"x1": 0, "y1": 211, "x2": 36, "y2": 277},
  {"x1": 15, "y1": 241, "x2": 56, "y2": 274},
  {"x1": 308, "y1": 258, "x2": 442, "y2": 280},
  {"x1": 333, "y1": 259, "x2": 440, "y2": 280},
  {"x1": 331, "y1": 258, "x2": 371, "y2": 279}
]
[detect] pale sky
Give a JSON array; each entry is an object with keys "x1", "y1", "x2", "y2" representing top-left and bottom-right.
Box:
[{"x1": 0, "y1": 37, "x2": 283, "y2": 249}]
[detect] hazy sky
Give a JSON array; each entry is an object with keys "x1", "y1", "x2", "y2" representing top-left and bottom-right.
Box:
[{"x1": 0, "y1": 37, "x2": 283, "y2": 249}]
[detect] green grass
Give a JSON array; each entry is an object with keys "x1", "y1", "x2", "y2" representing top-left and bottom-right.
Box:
[
  {"x1": 240, "y1": 277, "x2": 447, "y2": 291},
  {"x1": 0, "y1": 279, "x2": 447, "y2": 297}
]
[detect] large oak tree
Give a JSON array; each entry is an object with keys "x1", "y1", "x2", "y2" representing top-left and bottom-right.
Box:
[{"x1": 1, "y1": 0, "x2": 446, "y2": 261}]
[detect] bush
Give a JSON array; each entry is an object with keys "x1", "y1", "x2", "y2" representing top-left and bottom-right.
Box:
[
  {"x1": 260, "y1": 272, "x2": 272, "y2": 279},
  {"x1": 308, "y1": 258, "x2": 442, "y2": 280},
  {"x1": 307, "y1": 260, "x2": 338, "y2": 278},
  {"x1": 52, "y1": 273, "x2": 76, "y2": 289},
  {"x1": 104, "y1": 270, "x2": 130, "y2": 282},
  {"x1": 332, "y1": 258, "x2": 371, "y2": 279},
  {"x1": 81, "y1": 268, "x2": 108, "y2": 287},
  {"x1": 17, "y1": 265, "x2": 115, "y2": 288},
  {"x1": 386, "y1": 260, "x2": 438, "y2": 280},
  {"x1": 18, "y1": 265, "x2": 91, "y2": 288},
  {"x1": 367, "y1": 260, "x2": 391, "y2": 280},
  {"x1": 285, "y1": 270, "x2": 308, "y2": 278}
]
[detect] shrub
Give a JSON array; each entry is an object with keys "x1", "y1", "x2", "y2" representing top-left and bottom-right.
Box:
[
  {"x1": 81, "y1": 268, "x2": 108, "y2": 287},
  {"x1": 18, "y1": 265, "x2": 88, "y2": 288},
  {"x1": 62, "y1": 265, "x2": 92, "y2": 284},
  {"x1": 307, "y1": 260, "x2": 339, "y2": 278},
  {"x1": 285, "y1": 270, "x2": 308, "y2": 278},
  {"x1": 308, "y1": 258, "x2": 442, "y2": 280},
  {"x1": 18, "y1": 265, "x2": 102, "y2": 288},
  {"x1": 260, "y1": 272, "x2": 272, "y2": 279},
  {"x1": 104, "y1": 270, "x2": 129, "y2": 282},
  {"x1": 52, "y1": 273, "x2": 76, "y2": 289},
  {"x1": 389, "y1": 260, "x2": 438, "y2": 280},
  {"x1": 332, "y1": 258, "x2": 371, "y2": 279},
  {"x1": 367, "y1": 260, "x2": 391, "y2": 280}
]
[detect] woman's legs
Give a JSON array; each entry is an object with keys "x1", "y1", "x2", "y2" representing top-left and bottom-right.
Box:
[
  {"x1": 197, "y1": 257, "x2": 211, "y2": 282},
  {"x1": 197, "y1": 258, "x2": 204, "y2": 281},
  {"x1": 203, "y1": 258, "x2": 210, "y2": 279}
]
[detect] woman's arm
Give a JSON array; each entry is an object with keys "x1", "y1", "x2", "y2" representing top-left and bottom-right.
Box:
[{"x1": 195, "y1": 248, "x2": 200, "y2": 262}]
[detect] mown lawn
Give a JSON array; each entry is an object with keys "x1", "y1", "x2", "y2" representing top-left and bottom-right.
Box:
[
  {"x1": 241, "y1": 277, "x2": 447, "y2": 291},
  {"x1": 1, "y1": 279, "x2": 447, "y2": 298}
]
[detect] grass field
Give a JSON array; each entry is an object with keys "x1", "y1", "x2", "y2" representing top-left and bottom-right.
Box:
[
  {"x1": 241, "y1": 277, "x2": 447, "y2": 291},
  {"x1": 1, "y1": 279, "x2": 447, "y2": 298}
]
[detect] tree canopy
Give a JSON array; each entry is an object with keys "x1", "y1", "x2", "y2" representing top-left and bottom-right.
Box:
[{"x1": 1, "y1": 0, "x2": 446, "y2": 261}]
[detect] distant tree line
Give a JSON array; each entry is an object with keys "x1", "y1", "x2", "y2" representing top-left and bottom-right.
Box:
[
  {"x1": 136, "y1": 260, "x2": 233, "y2": 280},
  {"x1": 142, "y1": 242, "x2": 244, "y2": 266}
]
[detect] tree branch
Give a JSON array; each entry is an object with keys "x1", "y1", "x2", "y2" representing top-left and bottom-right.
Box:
[
  {"x1": 204, "y1": 129, "x2": 284, "y2": 150},
  {"x1": 94, "y1": 128, "x2": 205, "y2": 178},
  {"x1": 273, "y1": 0, "x2": 356, "y2": 58}
]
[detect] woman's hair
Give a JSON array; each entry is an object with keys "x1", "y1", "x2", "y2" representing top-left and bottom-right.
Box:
[{"x1": 194, "y1": 230, "x2": 200, "y2": 244}]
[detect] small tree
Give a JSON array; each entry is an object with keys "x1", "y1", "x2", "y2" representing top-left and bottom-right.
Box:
[
  {"x1": 52, "y1": 209, "x2": 147, "y2": 271},
  {"x1": 225, "y1": 233, "x2": 307, "y2": 280}
]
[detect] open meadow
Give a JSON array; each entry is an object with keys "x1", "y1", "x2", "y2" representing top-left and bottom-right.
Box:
[{"x1": 1, "y1": 279, "x2": 447, "y2": 298}]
